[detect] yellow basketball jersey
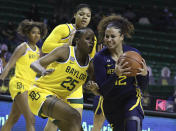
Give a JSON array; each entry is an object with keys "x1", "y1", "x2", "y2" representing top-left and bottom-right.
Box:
[
  {"x1": 15, "y1": 43, "x2": 40, "y2": 83},
  {"x1": 42, "y1": 24, "x2": 97, "y2": 58},
  {"x1": 35, "y1": 46, "x2": 89, "y2": 99}
]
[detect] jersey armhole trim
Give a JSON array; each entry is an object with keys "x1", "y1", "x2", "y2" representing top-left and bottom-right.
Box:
[{"x1": 61, "y1": 24, "x2": 71, "y2": 40}]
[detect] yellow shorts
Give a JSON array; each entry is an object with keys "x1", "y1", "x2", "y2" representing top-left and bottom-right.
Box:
[
  {"x1": 9, "y1": 77, "x2": 31, "y2": 100},
  {"x1": 28, "y1": 85, "x2": 83, "y2": 118},
  {"x1": 66, "y1": 86, "x2": 83, "y2": 109},
  {"x1": 28, "y1": 86, "x2": 56, "y2": 118}
]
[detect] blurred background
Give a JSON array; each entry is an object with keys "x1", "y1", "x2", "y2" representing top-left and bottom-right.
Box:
[{"x1": 0, "y1": 0, "x2": 176, "y2": 130}]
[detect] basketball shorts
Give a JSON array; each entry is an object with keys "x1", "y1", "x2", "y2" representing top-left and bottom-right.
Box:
[
  {"x1": 103, "y1": 95, "x2": 144, "y2": 129},
  {"x1": 93, "y1": 96, "x2": 104, "y2": 115},
  {"x1": 66, "y1": 86, "x2": 83, "y2": 109},
  {"x1": 28, "y1": 86, "x2": 57, "y2": 118},
  {"x1": 28, "y1": 85, "x2": 83, "y2": 118},
  {"x1": 9, "y1": 77, "x2": 32, "y2": 100}
]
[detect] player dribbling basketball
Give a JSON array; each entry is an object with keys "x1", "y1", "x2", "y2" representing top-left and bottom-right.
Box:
[{"x1": 86, "y1": 15, "x2": 149, "y2": 131}]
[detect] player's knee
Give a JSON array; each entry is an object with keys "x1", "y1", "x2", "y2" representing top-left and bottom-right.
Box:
[
  {"x1": 124, "y1": 116, "x2": 142, "y2": 131},
  {"x1": 11, "y1": 115, "x2": 19, "y2": 124},
  {"x1": 69, "y1": 109, "x2": 81, "y2": 124}
]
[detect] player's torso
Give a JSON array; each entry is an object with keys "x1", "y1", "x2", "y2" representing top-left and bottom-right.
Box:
[
  {"x1": 15, "y1": 43, "x2": 40, "y2": 82},
  {"x1": 35, "y1": 46, "x2": 89, "y2": 99},
  {"x1": 101, "y1": 48, "x2": 138, "y2": 100}
]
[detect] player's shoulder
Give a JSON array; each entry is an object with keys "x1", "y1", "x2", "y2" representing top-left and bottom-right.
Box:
[
  {"x1": 94, "y1": 47, "x2": 108, "y2": 61},
  {"x1": 52, "y1": 24, "x2": 71, "y2": 37},
  {"x1": 123, "y1": 44, "x2": 141, "y2": 55},
  {"x1": 17, "y1": 42, "x2": 28, "y2": 50},
  {"x1": 56, "y1": 23, "x2": 69, "y2": 27},
  {"x1": 58, "y1": 23, "x2": 74, "y2": 29},
  {"x1": 97, "y1": 47, "x2": 109, "y2": 55},
  {"x1": 52, "y1": 24, "x2": 74, "y2": 33}
]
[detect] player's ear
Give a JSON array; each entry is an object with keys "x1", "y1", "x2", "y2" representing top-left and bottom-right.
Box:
[{"x1": 120, "y1": 34, "x2": 124, "y2": 41}]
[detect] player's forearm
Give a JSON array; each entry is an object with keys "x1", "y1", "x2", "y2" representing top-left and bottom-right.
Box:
[
  {"x1": 30, "y1": 61, "x2": 46, "y2": 76},
  {"x1": 136, "y1": 72, "x2": 149, "y2": 90}
]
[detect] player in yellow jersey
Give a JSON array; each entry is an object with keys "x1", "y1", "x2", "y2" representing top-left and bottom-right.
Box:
[
  {"x1": 0, "y1": 20, "x2": 47, "y2": 131},
  {"x1": 28, "y1": 28, "x2": 94, "y2": 131},
  {"x1": 41, "y1": 4, "x2": 97, "y2": 131}
]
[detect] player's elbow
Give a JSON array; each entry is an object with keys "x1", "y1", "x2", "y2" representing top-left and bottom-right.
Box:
[{"x1": 30, "y1": 61, "x2": 36, "y2": 71}]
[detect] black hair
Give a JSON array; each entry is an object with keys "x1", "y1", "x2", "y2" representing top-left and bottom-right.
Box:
[
  {"x1": 97, "y1": 15, "x2": 134, "y2": 43},
  {"x1": 70, "y1": 4, "x2": 92, "y2": 23},
  {"x1": 72, "y1": 27, "x2": 93, "y2": 46},
  {"x1": 17, "y1": 19, "x2": 48, "y2": 39}
]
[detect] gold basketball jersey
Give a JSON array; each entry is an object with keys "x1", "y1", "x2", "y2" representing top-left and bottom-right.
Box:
[
  {"x1": 15, "y1": 43, "x2": 40, "y2": 82},
  {"x1": 42, "y1": 24, "x2": 97, "y2": 58},
  {"x1": 35, "y1": 46, "x2": 89, "y2": 99}
]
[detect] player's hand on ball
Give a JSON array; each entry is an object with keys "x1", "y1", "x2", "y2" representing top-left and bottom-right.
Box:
[
  {"x1": 136, "y1": 59, "x2": 148, "y2": 76},
  {"x1": 115, "y1": 59, "x2": 131, "y2": 76}
]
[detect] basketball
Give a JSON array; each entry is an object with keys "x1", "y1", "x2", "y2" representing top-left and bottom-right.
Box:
[{"x1": 118, "y1": 51, "x2": 143, "y2": 77}]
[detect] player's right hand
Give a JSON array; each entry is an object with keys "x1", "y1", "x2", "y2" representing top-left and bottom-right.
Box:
[
  {"x1": 115, "y1": 59, "x2": 131, "y2": 76},
  {"x1": 42, "y1": 69, "x2": 54, "y2": 76}
]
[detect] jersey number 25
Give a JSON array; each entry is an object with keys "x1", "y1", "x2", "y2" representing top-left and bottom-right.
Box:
[{"x1": 61, "y1": 76, "x2": 79, "y2": 91}]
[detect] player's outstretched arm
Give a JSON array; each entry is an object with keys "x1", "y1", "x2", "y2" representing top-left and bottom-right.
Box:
[
  {"x1": 31, "y1": 46, "x2": 69, "y2": 76},
  {"x1": 0, "y1": 43, "x2": 26, "y2": 80},
  {"x1": 85, "y1": 61, "x2": 101, "y2": 96},
  {"x1": 42, "y1": 24, "x2": 70, "y2": 53}
]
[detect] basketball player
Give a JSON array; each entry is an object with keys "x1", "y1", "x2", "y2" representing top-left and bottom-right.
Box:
[
  {"x1": 41, "y1": 4, "x2": 97, "y2": 130},
  {"x1": 28, "y1": 28, "x2": 95, "y2": 131},
  {"x1": 0, "y1": 20, "x2": 47, "y2": 131},
  {"x1": 86, "y1": 15, "x2": 149, "y2": 131}
]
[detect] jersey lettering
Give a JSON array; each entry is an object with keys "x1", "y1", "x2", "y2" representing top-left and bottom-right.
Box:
[
  {"x1": 115, "y1": 76, "x2": 127, "y2": 86},
  {"x1": 65, "y1": 66, "x2": 87, "y2": 81}
]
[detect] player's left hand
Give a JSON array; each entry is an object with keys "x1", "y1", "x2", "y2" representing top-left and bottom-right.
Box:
[
  {"x1": 85, "y1": 81, "x2": 100, "y2": 95},
  {"x1": 137, "y1": 58, "x2": 148, "y2": 76}
]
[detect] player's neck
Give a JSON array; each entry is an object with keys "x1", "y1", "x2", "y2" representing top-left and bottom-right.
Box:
[
  {"x1": 27, "y1": 42, "x2": 36, "y2": 51},
  {"x1": 110, "y1": 44, "x2": 123, "y2": 61},
  {"x1": 74, "y1": 47, "x2": 89, "y2": 66}
]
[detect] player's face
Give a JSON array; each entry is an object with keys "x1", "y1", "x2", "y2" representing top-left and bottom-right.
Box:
[
  {"x1": 28, "y1": 26, "x2": 41, "y2": 44},
  {"x1": 104, "y1": 27, "x2": 124, "y2": 49},
  {"x1": 79, "y1": 29, "x2": 94, "y2": 54},
  {"x1": 74, "y1": 8, "x2": 91, "y2": 28}
]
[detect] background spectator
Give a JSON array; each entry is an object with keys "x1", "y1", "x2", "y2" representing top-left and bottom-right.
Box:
[
  {"x1": 148, "y1": 66, "x2": 156, "y2": 85},
  {"x1": 158, "y1": 66, "x2": 173, "y2": 86}
]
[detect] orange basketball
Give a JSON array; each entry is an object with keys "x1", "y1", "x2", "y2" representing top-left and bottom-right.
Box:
[{"x1": 118, "y1": 51, "x2": 143, "y2": 77}]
